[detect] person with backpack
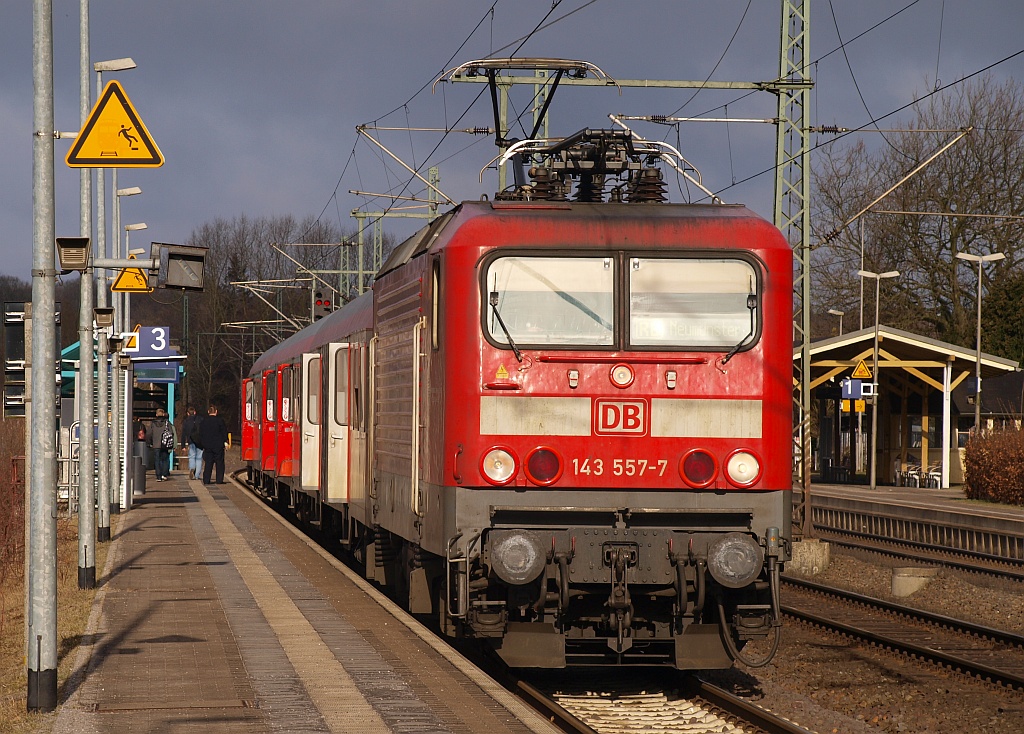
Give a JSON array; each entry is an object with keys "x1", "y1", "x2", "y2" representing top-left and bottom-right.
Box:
[
  {"x1": 146, "y1": 408, "x2": 176, "y2": 481},
  {"x1": 181, "y1": 406, "x2": 203, "y2": 481},
  {"x1": 199, "y1": 405, "x2": 229, "y2": 485}
]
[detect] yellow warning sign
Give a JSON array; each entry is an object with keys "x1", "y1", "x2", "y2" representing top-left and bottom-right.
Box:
[
  {"x1": 122, "y1": 333, "x2": 139, "y2": 352},
  {"x1": 65, "y1": 81, "x2": 164, "y2": 168},
  {"x1": 111, "y1": 255, "x2": 153, "y2": 293},
  {"x1": 495, "y1": 364, "x2": 510, "y2": 380},
  {"x1": 852, "y1": 360, "x2": 873, "y2": 379}
]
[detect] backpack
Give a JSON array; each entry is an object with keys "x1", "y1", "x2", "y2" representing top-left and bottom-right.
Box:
[
  {"x1": 189, "y1": 419, "x2": 204, "y2": 449},
  {"x1": 160, "y1": 423, "x2": 174, "y2": 449}
]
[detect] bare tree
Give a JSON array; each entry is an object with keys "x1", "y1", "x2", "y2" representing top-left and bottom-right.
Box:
[
  {"x1": 131, "y1": 214, "x2": 352, "y2": 429},
  {"x1": 813, "y1": 75, "x2": 1024, "y2": 352}
]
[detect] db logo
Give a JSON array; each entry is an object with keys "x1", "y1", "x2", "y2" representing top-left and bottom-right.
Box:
[{"x1": 594, "y1": 399, "x2": 648, "y2": 435}]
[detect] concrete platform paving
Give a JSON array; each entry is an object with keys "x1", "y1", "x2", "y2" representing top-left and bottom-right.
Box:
[{"x1": 53, "y1": 473, "x2": 559, "y2": 734}]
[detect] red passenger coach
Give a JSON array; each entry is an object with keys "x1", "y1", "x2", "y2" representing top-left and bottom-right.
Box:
[{"x1": 244, "y1": 121, "x2": 792, "y2": 671}]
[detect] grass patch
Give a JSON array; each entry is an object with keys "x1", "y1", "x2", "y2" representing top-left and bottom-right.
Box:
[{"x1": 0, "y1": 417, "x2": 114, "y2": 733}]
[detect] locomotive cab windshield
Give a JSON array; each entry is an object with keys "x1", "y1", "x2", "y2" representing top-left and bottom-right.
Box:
[{"x1": 483, "y1": 253, "x2": 761, "y2": 352}]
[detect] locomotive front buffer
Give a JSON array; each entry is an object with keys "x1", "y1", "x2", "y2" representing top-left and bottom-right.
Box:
[{"x1": 449, "y1": 507, "x2": 785, "y2": 668}]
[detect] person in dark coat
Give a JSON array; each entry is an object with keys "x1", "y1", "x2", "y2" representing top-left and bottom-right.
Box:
[
  {"x1": 199, "y1": 404, "x2": 229, "y2": 484},
  {"x1": 181, "y1": 406, "x2": 202, "y2": 480}
]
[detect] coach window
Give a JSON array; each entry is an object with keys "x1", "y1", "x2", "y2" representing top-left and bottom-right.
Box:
[
  {"x1": 628, "y1": 257, "x2": 759, "y2": 350},
  {"x1": 265, "y1": 373, "x2": 276, "y2": 421},
  {"x1": 281, "y1": 367, "x2": 294, "y2": 422},
  {"x1": 244, "y1": 380, "x2": 254, "y2": 422},
  {"x1": 484, "y1": 256, "x2": 614, "y2": 346},
  {"x1": 308, "y1": 357, "x2": 321, "y2": 425},
  {"x1": 334, "y1": 348, "x2": 349, "y2": 426},
  {"x1": 431, "y1": 258, "x2": 441, "y2": 350},
  {"x1": 351, "y1": 348, "x2": 365, "y2": 430}
]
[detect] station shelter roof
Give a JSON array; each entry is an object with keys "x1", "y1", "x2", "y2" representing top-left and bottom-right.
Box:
[{"x1": 796, "y1": 324, "x2": 1018, "y2": 395}]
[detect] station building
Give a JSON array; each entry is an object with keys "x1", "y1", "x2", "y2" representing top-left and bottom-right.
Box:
[{"x1": 799, "y1": 326, "x2": 1020, "y2": 488}]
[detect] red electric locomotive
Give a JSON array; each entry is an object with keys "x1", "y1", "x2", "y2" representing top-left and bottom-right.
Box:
[{"x1": 244, "y1": 64, "x2": 791, "y2": 670}]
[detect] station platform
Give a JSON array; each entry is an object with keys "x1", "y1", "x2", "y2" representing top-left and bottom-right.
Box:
[
  {"x1": 812, "y1": 482, "x2": 1024, "y2": 523},
  {"x1": 54, "y1": 474, "x2": 559, "y2": 734}
]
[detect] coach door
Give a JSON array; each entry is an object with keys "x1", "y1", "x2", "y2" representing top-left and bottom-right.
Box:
[
  {"x1": 300, "y1": 353, "x2": 321, "y2": 491},
  {"x1": 277, "y1": 364, "x2": 298, "y2": 477},
  {"x1": 324, "y1": 343, "x2": 350, "y2": 504},
  {"x1": 348, "y1": 343, "x2": 369, "y2": 505},
  {"x1": 261, "y1": 369, "x2": 278, "y2": 473},
  {"x1": 242, "y1": 378, "x2": 258, "y2": 460}
]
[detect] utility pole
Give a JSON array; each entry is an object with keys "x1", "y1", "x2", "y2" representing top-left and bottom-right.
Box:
[
  {"x1": 28, "y1": 0, "x2": 58, "y2": 711},
  {"x1": 76, "y1": 0, "x2": 96, "y2": 590},
  {"x1": 774, "y1": 0, "x2": 813, "y2": 536},
  {"x1": 347, "y1": 166, "x2": 442, "y2": 300}
]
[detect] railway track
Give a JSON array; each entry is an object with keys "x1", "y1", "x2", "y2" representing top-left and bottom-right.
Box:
[
  {"x1": 238, "y1": 472, "x2": 814, "y2": 734},
  {"x1": 781, "y1": 575, "x2": 1024, "y2": 690},
  {"x1": 813, "y1": 528, "x2": 1024, "y2": 583},
  {"x1": 517, "y1": 671, "x2": 815, "y2": 734}
]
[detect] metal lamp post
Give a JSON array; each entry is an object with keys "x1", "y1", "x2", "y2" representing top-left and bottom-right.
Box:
[
  {"x1": 110, "y1": 222, "x2": 145, "y2": 512},
  {"x1": 857, "y1": 269, "x2": 900, "y2": 490},
  {"x1": 956, "y1": 251, "x2": 1005, "y2": 433},
  {"x1": 828, "y1": 308, "x2": 844, "y2": 336},
  {"x1": 93, "y1": 57, "x2": 135, "y2": 539},
  {"x1": 123, "y1": 222, "x2": 147, "y2": 329}
]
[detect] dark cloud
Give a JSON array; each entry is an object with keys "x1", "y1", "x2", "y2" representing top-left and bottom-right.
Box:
[{"x1": 2, "y1": 1, "x2": 1021, "y2": 279}]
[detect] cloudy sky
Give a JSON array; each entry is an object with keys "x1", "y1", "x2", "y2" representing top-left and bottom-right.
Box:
[{"x1": 2, "y1": 1, "x2": 1022, "y2": 282}]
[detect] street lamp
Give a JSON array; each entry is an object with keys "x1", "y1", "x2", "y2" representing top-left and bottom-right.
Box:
[
  {"x1": 114, "y1": 188, "x2": 142, "y2": 332},
  {"x1": 956, "y1": 251, "x2": 1005, "y2": 433},
  {"x1": 857, "y1": 269, "x2": 900, "y2": 490},
  {"x1": 828, "y1": 308, "x2": 845, "y2": 336},
  {"x1": 93, "y1": 58, "x2": 136, "y2": 542}
]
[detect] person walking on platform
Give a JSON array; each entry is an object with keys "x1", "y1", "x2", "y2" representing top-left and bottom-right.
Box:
[
  {"x1": 147, "y1": 408, "x2": 176, "y2": 481},
  {"x1": 200, "y1": 405, "x2": 229, "y2": 484},
  {"x1": 181, "y1": 406, "x2": 202, "y2": 480}
]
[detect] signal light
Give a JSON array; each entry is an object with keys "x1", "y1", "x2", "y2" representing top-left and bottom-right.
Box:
[
  {"x1": 525, "y1": 447, "x2": 562, "y2": 486},
  {"x1": 680, "y1": 448, "x2": 718, "y2": 488},
  {"x1": 312, "y1": 290, "x2": 334, "y2": 321}
]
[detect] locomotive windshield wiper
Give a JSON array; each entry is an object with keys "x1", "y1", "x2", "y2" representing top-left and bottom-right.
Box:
[
  {"x1": 511, "y1": 259, "x2": 613, "y2": 332},
  {"x1": 721, "y1": 293, "x2": 758, "y2": 365},
  {"x1": 489, "y1": 291, "x2": 523, "y2": 363}
]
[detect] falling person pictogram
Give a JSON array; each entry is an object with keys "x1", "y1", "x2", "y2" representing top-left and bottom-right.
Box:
[{"x1": 118, "y1": 125, "x2": 139, "y2": 150}]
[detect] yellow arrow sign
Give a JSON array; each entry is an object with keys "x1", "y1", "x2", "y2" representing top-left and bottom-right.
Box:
[
  {"x1": 852, "y1": 360, "x2": 873, "y2": 379},
  {"x1": 111, "y1": 254, "x2": 153, "y2": 293},
  {"x1": 66, "y1": 80, "x2": 164, "y2": 168}
]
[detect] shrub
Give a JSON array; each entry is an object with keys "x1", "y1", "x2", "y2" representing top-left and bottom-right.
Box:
[{"x1": 962, "y1": 428, "x2": 1024, "y2": 505}]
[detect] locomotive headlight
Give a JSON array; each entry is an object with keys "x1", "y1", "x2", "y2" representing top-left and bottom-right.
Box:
[
  {"x1": 707, "y1": 532, "x2": 765, "y2": 589},
  {"x1": 725, "y1": 450, "x2": 762, "y2": 487},
  {"x1": 488, "y1": 529, "x2": 547, "y2": 585},
  {"x1": 481, "y1": 447, "x2": 517, "y2": 485},
  {"x1": 610, "y1": 363, "x2": 634, "y2": 388}
]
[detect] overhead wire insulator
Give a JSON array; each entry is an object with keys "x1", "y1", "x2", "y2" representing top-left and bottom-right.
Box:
[{"x1": 628, "y1": 167, "x2": 667, "y2": 204}]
